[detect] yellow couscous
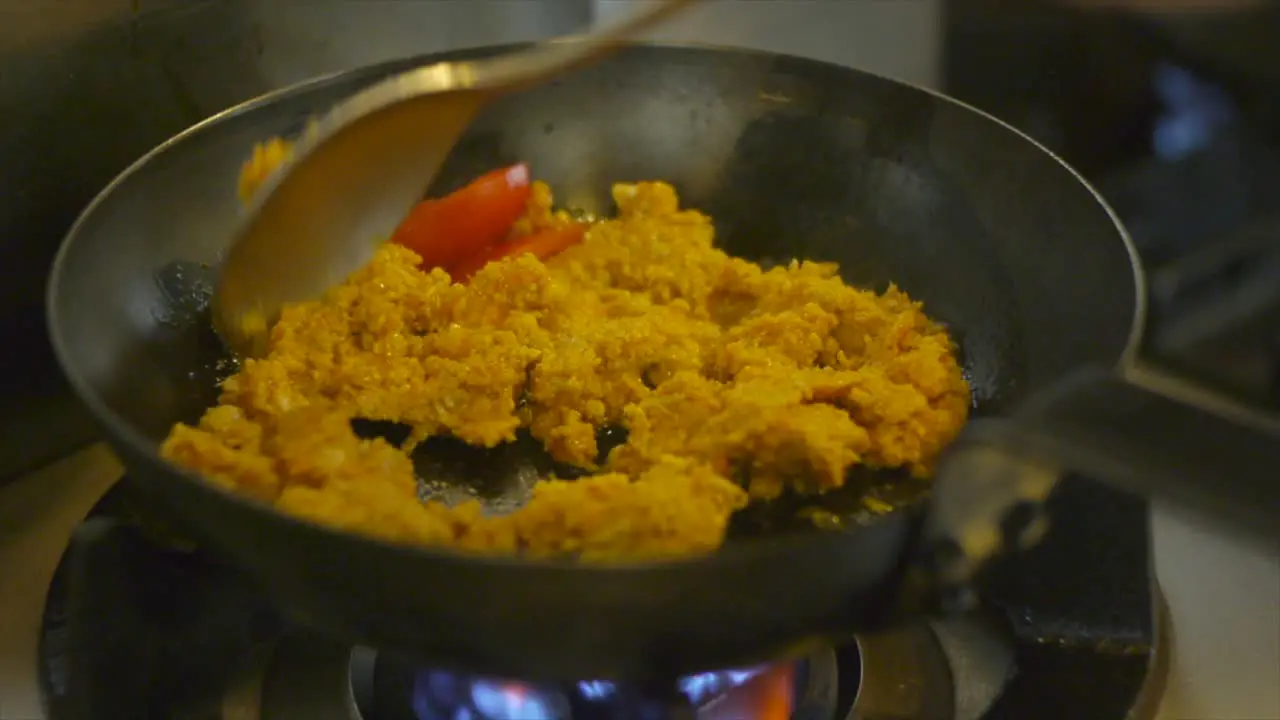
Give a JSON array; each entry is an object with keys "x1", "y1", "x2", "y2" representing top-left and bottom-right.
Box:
[{"x1": 161, "y1": 152, "x2": 970, "y2": 562}]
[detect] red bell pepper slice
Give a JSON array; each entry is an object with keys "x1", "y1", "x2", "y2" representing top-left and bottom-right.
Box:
[
  {"x1": 389, "y1": 163, "x2": 532, "y2": 269},
  {"x1": 448, "y1": 223, "x2": 589, "y2": 282}
]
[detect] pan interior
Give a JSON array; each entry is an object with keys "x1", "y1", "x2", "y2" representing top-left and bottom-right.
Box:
[{"x1": 51, "y1": 44, "x2": 1139, "y2": 549}]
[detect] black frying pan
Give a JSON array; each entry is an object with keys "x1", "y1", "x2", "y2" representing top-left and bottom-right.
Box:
[{"x1": 46, "y1": 43, "x2": 1280, "y2": 688}]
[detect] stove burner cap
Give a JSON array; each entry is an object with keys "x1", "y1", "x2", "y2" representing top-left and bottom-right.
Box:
[{"x1": 366, "y1": 656, "x2": 813, "y2": 720}]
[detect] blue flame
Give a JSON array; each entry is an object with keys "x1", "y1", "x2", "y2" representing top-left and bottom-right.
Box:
[
  {"x1": 1153, "y1": 63, "x2": 1236, "y2": 161},
  {"x1": 414, "y1": 672, "x2": 560, "y2": 720},
  {"x1": 575, "y1": 666, "x2": 765, "y2": 706},
  {"x1": 412, "y1": 665, "x2": 771, "y2": 719},
  {"x1": 578, "y1": 679, "x2": 614, "y2": 701},
  {"x1": 470, "y1": 679, "x2": 556, "y2": 720}
]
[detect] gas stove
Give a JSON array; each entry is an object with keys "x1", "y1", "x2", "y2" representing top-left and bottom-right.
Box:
[{"x1": 17, "y1": 458, "x2": 1166, "y2": 720}]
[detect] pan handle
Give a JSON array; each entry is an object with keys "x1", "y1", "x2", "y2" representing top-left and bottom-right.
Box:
[{"x1": 918, "y1": 361, "x2": 1280, "y2": 594}]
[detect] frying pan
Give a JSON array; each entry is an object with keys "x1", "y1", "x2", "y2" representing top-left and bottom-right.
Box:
[{"x1": 47, "y1": 43, "x2": 1280, "y2": 687}]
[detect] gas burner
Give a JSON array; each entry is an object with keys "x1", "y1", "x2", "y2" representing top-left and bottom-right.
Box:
[
  {"x1": 37, "y1": 479, "x2": 1165, "y2": 720},
  {"x1": 223, "y1": 620, "x2": 995, "y2": 720},
  {"x1": 234, "y1": 637, "x2": 840, "y2": 720},
  {"x1": 387, "y1": 659, "x2": 812, "y2": 720}
]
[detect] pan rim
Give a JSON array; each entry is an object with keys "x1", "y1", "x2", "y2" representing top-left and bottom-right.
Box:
[{"x1": 45, "y1": 39, "x2": 1146, "y2": 575}]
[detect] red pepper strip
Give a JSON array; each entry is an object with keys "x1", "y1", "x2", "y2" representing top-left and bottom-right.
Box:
[
  {"x1": 448, "y1": 223, "x2": 589, "y2": 282},
  {"x1": 389, "y1": 163, "x2": 532, "y2": 269}
]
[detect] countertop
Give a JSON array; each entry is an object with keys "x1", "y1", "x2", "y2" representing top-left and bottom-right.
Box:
[
  {"x1": 1, "y1": 444, "x2": 1278, "y2": 720},
  {"x1": 1149, "y1": 500, "x2": 1280, "y2": 719}
]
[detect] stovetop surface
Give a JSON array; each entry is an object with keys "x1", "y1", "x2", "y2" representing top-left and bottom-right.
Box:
[{"x1": 30, "y1": 471, "x2": 1163, "y2": 720}]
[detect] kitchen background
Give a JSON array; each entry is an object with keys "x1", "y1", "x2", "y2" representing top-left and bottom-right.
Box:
[{"x1": 1, "y1": 1, "x2": 1277, "y2": 719}]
